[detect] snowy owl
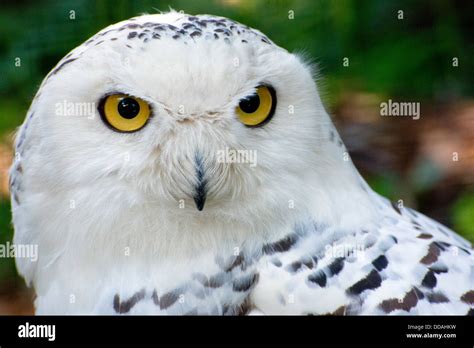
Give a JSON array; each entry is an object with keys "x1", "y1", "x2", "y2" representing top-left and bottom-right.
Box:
[{"x1": 10, "y1": 11, "x2": 473, "y2": 315}]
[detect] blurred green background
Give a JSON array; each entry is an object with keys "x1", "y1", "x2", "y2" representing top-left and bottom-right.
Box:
[{"x1": 0, "y1": 0, "x2": 473, "y2": 313}]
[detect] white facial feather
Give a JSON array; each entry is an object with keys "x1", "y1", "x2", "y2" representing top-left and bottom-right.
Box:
[{"x1": 10, "y1": 12, "x2": 473, "y2": 315}]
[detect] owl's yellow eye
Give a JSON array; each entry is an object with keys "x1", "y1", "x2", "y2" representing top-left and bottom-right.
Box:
[
  {"x1": 99, "y1": 94, "x2": 151, "y2": 132},
  {"x1": 236, "y1": 85, "x2": 276, "y2": 127}
]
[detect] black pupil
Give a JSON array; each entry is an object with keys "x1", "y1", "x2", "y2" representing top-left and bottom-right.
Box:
[
  {"x1": 118, "y1": 98, "x2": 140, "y2": 119},
  {"x1": 239, "y1": 93, "x2": 260, "y2": 113}
]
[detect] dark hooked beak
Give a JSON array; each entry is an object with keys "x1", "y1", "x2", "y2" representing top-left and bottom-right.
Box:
[{"x1": 193, "y1": 154, "x2": 207, "y2": 211}]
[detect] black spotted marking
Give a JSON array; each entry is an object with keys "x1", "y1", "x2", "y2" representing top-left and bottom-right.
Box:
[
  {"x1": 347, "y1": 270, "x2": 382, "y2": 295},
  {"x1": 391, "y1": 201, "x2": 401, "y2": 214},
  {"x1": 182, "y1": 23, "x2": 196, "y2": 29},
  {"x1": 285, "y1": 261, "x2": 303, "y2": 273},
  {"x1": 232, "y1": 273, "x2": 259, "y2": 292},
  {"x1": 73, "y1": 14, "x2": 277, "y2": 58},
  {"x1": 13, "y1": 193, "x2": 20, "y2": 205},
  {"x1": 460, "y1": 290, "x2": 474, "y2": 305},
  {"x1": 327, "y1": 257, "x2": 345, "y2": 276},
  {"x1": 224, "y1": 298, "x2": 251, "y2": 316},
  {"x1": 113, "y1": 288, "x2": 146, "y2": 314},
  {"x1": 262, "y1": 234, "x2": 298, "y2": 255},
  {"x1": 413, "y1": 287, "x2": 425, "y2": 300},
  {"x1": 195, "y1": 20, "x2": 207, "y2": 28},
  {"x1": 433, "y1": 241, "x2": 447, "y2": 251},
  {"x1": 417, "y1": 233, "x2": 433, "y2": 239},
  {"x1": 222, "y1": 304, "x2": 239, "y2": 316},
  {"x1": 379, "y1": 288, "x2": 419, "y2": 313},
  {"x1": 202, "y1": 273, "x2": 227, "y2": 288},
  {"x1": 329, "y1": 130, "x2": 334, "y2": 142},
  {"x1": 308, "y1": 270, "x2": 327, "y2": 287},
  {"x1": 49, "y1": 58, "x2": 78, "y2": 77},
  {"x1": 214, "y1": 28, "x2": 230, "y2": 35},
  {"x1": 459, "y1": 247, "x2": 471, "y2": 255},
  {"x1": 363, "y1": 235, "x2": 377, "y2": 249},
  {"x1": 156, "y1": 290, "x2": 180, "y2": 310},
  {"x1": 332, "y1": 306, "x2": 347, "y2": 315},
  {"x1": 436, "y1": 225, "x2": 450, "y2": 236},
  {"x1": 193, "y1": 288, "x2": 207, "y2": 300},
  {"x1": 324, "y1": 306, "x2": 346, "y2": 315},
  {"x1": 437, "y1": 241, "x2": 452, "y2": 249},
  {"x1": 427, "y1": 292, "x2": 449, "y2": 303},
  {"x1": 301, "y1": 256, "x2": 314, "y2": 269},
  {"x1": 420, "y1": 242, "x2": 442, "y2": 265},
  {"x1": 271, "y1": 259, "x2": 282, "y2": 267},
  {"x1": 225, "y1": 254, "x2": 244, "y2": 272},
  {"x1": 421, "y1": 270, "x2": 437, "y2": 289},
  {"x1": 185, "y1": 308, "x2": 198, "y2": 315},
  {"x1": 286, "y1": 257, "x2": 313, "y2": 273},
  {"x1": 151, "y1": 290, "x2": 159, "y2": 305},
  {"x1": 377, "y1": 234, "x2": 398, "y2": 252},
  {"x1": 372, "y1": 255, "x2": 388, "y2": 271},
  {"x1": 429, "y1": 264, "x2": 448, "y2": 274}
]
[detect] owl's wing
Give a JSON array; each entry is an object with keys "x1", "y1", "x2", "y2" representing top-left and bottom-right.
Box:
[{"x1": 249, "y1": 194, "x2": 474, "y2": 315}]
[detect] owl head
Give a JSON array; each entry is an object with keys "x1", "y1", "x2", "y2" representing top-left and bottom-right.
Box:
[{"x1": 14, "y1": 12, "x2": 375, "y2": 256}]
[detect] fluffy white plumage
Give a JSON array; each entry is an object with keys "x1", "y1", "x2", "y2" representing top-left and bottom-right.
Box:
[{"x1": 9, "y1": 11, "x2": 474, "y2": 315}]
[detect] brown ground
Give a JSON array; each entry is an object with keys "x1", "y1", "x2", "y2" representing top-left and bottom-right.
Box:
[
  {"x1": 0, "y1": 141, "x2": 13, "y2": 198},
  {"x1": 0, "y1": 285, "x2": 35, "y2": 315}
]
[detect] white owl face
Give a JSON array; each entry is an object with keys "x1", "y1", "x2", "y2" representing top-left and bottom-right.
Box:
[{"x1": 24, "y1": 12, "x2": 332, "y2": 229}]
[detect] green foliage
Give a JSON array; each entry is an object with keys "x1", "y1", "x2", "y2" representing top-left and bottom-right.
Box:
[
  {"x1": 0, "y1": 199, "x2": 17, "y2": 282},
  {"x1": 452, "y1": 192, "x2": 474, "y2": 243},
  {"x1": 0, "y1": 0, "x2": 473, "y2": 110},
  {"x1": 367, "y1": 174, "x2": 400, "y2": 201}
]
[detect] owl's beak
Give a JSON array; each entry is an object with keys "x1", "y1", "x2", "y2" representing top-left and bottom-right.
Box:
[
  {"x1": 193, "y1": 187, "x2": 206, "y2": 211},
  {"x1": 193, "y1": 154, "x2": 207, "y2": 211}
]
